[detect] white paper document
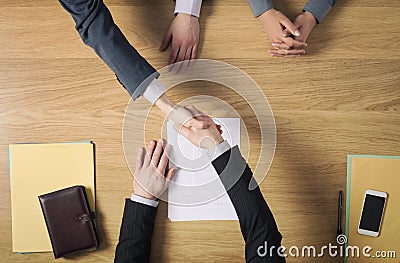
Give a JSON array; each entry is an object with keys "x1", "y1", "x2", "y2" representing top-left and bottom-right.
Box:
[{"x1": 167, "y1": 118, "x2": 240, "y2": 221}]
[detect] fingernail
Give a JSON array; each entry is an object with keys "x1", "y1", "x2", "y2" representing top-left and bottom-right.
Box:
[
  {"x1": 150, "y1": 141, "x2": 155, "y2": 145},
  {"x1": 304, "y1": 43, "x2": 308, "y2": 47},
  {"x1": 294, "y1": 30, "x2": 301, "y2": 36}
]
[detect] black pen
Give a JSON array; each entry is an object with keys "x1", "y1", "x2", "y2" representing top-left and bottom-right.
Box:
[{"x1": 337, "y1": 190, "x2": 343, "y2": 237}]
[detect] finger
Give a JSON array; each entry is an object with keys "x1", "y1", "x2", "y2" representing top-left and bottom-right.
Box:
[
  {"x1": 151, "y1": 139, "x2": 164, "y2": 167},
  {"x1": 184, "y1": 105, "x2": 211, "y2": 129},
  {"x1": 189, "y1": 44, "x2": 198, "y2": 66},
  {"x1": 144, "y1": 140, "x2": 156, "y2": 167},
  {"x1": 280, "y1": 36, "x2": 307, "y2": 49},
  {"x1": 169, "y1": 45, "x2": 180, "y2": 65},
  {"x1": 281, "y1": 28, "x2": 291, "y2": 37},
  {"x1": 173, "y1": 123, "x2": 191, "y2": 138},
  {"x1": 171, "y1": 47, "x2": 186, "y2": 74},
  {"x1": 268, "y1": 49, "x2": 305, "y2": 55},
  {"x1": 176, "y1": 45, "x2": 187, "y2": 63},
  {"x1": 179, "y1": 60, "x2": 190, "y2": 73},
  {"x1": 184, "y1": 105, "x2": 205, "y2": 117},
  {"x1": 135, "y1": 147, "x2": 145, "y2": 173},
  {"x1": 178, "y1": 48, "x2": 192, "y2": 73},
  {"x1": 172, "y1": 45, "x2": 188, "y2": 74},
  {"x1": 186, "y1": 117, "x2": 210, "y2": 129},
  {"x1": 159, "y1": 30, "x2": 172, "y2": 52},
  {"x1": 270, "y1": 53, "x2": 301, "y2": 58},
  {"x1": 158, "y1": 144, "x2": 171, "y2": 175},
  {"x1": 165, "y1": 167, "x2": 177, "y2": 182},
  {"x1": 272, "y1": 42, "x2": 291, "y2": 50},
  {"x1": 280, "y1": 17, "x2": 300, "y2": 37}
]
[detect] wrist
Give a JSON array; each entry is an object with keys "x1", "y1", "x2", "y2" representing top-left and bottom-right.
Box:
[
  {"x1": 154, "y1": 93, "x2": 175, "y2": 115},
  {"x1": 260, "y1": 8, "x2": 276, "y2": 19},
  {"x1": 134, "y1": 191, "x2": 156, "y2": 201},
  {"x1": 207, "y1": 140, "x2": 231, "y2": 160},
  {"x1": 176, "y1": 13, "x2": 198, "y2": 20},
  {"x1": 303, "y1": 11, "x2": 317, "y2": 25},
  {"x1": 202, "y1": 136, "x2": 224, "y2": 150}
]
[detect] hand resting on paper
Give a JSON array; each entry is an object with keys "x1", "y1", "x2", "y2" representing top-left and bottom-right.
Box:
[{"x1": 133, "y1": 139, "x2": 177, "y2": 200}]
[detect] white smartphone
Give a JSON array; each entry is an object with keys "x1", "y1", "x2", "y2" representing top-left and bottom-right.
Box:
[{"x1": 358, "y1": 189, "x2": 387, "y2": 237}]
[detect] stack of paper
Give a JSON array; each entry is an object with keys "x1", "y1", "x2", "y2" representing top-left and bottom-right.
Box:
[
  {"x1": 167, "y1": 118, "x2": 240, "y2": 221},
  {"x1": 8, "y1": 141, "x2": 95, "y2": 253}
]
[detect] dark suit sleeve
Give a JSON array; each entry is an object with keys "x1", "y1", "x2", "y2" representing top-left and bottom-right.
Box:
[
  {"x1": 212, "y1": 146, "x2": 285, "y2": 263},
  {"x1": 114, "y1": 199, "x2": 157, "y2": 263},
  {"x1": 58, "y1": 0, "x2": 159, "y2": 99}
]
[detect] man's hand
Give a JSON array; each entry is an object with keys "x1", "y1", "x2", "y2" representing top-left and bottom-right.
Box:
[
  {"x1": 268, "y1": 11, "x2": 317, "y2": 57},
  {"x1": 155, "y1": 93, "x2": 211, "y2": 129},
  {"x1": 174, "y1": 105, "x2": 224, "y2": 149},
  {"x1": 259, "y1": 9, "x2": 307, "y2": 56},
  {"x1": 159, "y1": 13, "x2": 200, "y2": 71},
  {"x1": 134, "y1": 140, "x2": 177, "y2": 200}
]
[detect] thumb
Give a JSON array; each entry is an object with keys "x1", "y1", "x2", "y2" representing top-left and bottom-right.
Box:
[
  {"x1": 159, "y1": 30, "x2": 172, "y2": 51},
  {"x1": 173, "y1": 123, "x2": 191, "y2": 138},
  {"x1": 280, "y1": 18, "x2": 300, "y2": 37},
  {"x1": 281, "y1": 28, "x2": 291, "y2": 37},
  {"x1": 186, "y1": 117, "x2": 211, "y2": 129},
  {"x1": 166, "y1": 167, "x2": 177, "y2": 181}
]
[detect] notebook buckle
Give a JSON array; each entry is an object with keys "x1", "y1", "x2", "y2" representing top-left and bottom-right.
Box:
[{"x1": 77, "y1": 212, "x2": 95, "y2": 223}]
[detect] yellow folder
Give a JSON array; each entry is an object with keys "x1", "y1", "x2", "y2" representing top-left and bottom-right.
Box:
[
  {"x1": 346, "y1": 155, "x2": 400, "y2": 263},
  {"x1": 9, "y1": 141, "x2": 95, "y2": 253}
]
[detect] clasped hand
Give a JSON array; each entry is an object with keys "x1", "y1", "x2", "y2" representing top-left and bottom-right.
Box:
[{"x1": 260, "y1": 9, "x2": 317, "y2": 57}]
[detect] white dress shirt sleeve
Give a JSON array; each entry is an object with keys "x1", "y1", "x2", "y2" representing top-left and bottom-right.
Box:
[
  {"x1": 142, "y1": 78, "x2": 167, "y2": 104},
  {"x1": 174, "y1": 0, "x2": 202, "y2": 17},
  {"x1": 130, "y1": 193, "x2": 159, "y2": 207}
]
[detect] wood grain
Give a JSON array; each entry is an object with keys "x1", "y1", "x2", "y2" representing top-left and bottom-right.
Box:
[{"x1": 1, "y1": 0, "x2": 399, "y2": 262}]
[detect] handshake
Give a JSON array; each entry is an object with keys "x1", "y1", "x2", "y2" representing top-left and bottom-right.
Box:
[{"x1": 133, "y1": 103, "x2": 224, "y2": 200}]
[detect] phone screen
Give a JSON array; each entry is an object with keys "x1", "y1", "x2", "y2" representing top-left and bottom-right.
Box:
[{"x1": 359, "y1": 194, "x2": 385, "y2": 232}]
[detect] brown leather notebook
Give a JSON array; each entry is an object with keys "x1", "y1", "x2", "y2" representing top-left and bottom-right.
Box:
[{"x1": 38, "y1": 186, "x2": 98, "y2": 258}]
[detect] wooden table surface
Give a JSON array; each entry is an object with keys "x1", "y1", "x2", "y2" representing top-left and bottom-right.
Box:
[{"x1": 1, "y1": 0, "x2": 399, "y2": 262}]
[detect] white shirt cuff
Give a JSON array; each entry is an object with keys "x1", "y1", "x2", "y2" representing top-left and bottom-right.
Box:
[
  {"x1": 174, "y1": 0, "x2": 202, "y2": 17},
  {"x1": 208, "y1": 140, "x2": 231, "y2": 161},
  {"x1": 142, "y1": 79, "x2": 167, "y2": 104},
  {"x1": 130, "y1": 193, "x2": 159, "y2": 207}
]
